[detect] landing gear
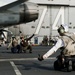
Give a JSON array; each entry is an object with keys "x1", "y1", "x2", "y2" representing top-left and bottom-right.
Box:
[
  {"x1": 54, "y1": 55, "x2": 75, "y2": 72},
  {"x1": 54, "y1": 60, "x2": 62, "y2": 70},
  {"x1": 66, "y1": 60, "x2": 72, "y2": 72}
]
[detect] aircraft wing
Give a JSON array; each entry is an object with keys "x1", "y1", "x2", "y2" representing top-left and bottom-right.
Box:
[{"x1": 0, "y1": 0, "x2": 28, "y2": 11}]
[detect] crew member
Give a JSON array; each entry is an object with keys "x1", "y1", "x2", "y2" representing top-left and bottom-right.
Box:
[
  {"x1": 20, "y1": 34, "x2": 34, "y2": 53},
  {"x1": 38, "y1": 24, "x2": 75, "y2": 71},
  {"x1": 7, "y1": 36, "x2": 18, "y2": 53}
]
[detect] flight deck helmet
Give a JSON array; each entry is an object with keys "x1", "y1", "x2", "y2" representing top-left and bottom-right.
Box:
[
  {"x1": 58, "y1": 25, "x2": 65, "y2": 34},
  {"x1": 12, "y1": 35, "x2": 15, "y2": 38},
  {"x1": 57, "y1": 24, "x2": 68, "y2": 35}
]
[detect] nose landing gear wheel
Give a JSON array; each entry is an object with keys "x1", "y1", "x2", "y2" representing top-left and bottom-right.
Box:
[
  {"x1": 54, "y1": 60, "x2": 61, "y2": 70},
  {"x1": 67, "y1": 61, "x2": 72, "y2": 72}
]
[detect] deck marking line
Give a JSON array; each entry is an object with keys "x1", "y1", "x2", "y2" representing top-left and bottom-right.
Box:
[
  {"x1": 10, "y1": 61, "x2": 22, "y2": 75},
  {"x1": 0, "y1": 57, "x2": 56, "y2": 62}
]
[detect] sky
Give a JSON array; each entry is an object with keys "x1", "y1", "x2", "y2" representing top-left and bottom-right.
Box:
[{"x1": 0, "y1": 0, "x2": 16, "y2": 7}]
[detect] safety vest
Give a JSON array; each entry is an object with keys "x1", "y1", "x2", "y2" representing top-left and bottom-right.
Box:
[{"x1": 61, "y1": 33, "x2": 75, "y2": 56}]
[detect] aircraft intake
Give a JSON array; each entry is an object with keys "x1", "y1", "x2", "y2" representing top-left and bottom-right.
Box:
[{"x1": 20, "y1": 2, "x2": 39, "y2": 23}]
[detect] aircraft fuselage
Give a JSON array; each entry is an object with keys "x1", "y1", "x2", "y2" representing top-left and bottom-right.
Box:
[{"x1": 0, "y1": 2, "x2": 38, "y2": 28}]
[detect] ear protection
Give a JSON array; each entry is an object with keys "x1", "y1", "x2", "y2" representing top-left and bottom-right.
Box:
[{"x1": 57, "y1": 25, "x2": 65, "y2": 34}]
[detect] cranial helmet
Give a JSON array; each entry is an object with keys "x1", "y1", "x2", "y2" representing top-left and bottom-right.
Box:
[
  {"x1": 57, "y1": 25, "x2": 65, "y2": 34},
  {"x1": 12, "y1": 35, "x2": 15, "y2": 39},
  {"x1": 58, "y1": 24, "x2": 68, "y2": 34}
]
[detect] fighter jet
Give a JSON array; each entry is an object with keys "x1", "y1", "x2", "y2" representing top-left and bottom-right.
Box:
[
  {"x1": 0, "y1": 0, "x2": 38, "y2": 27},
  {"x1": 0, "y1": 0, "x2": 38, "y2": 39}
]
